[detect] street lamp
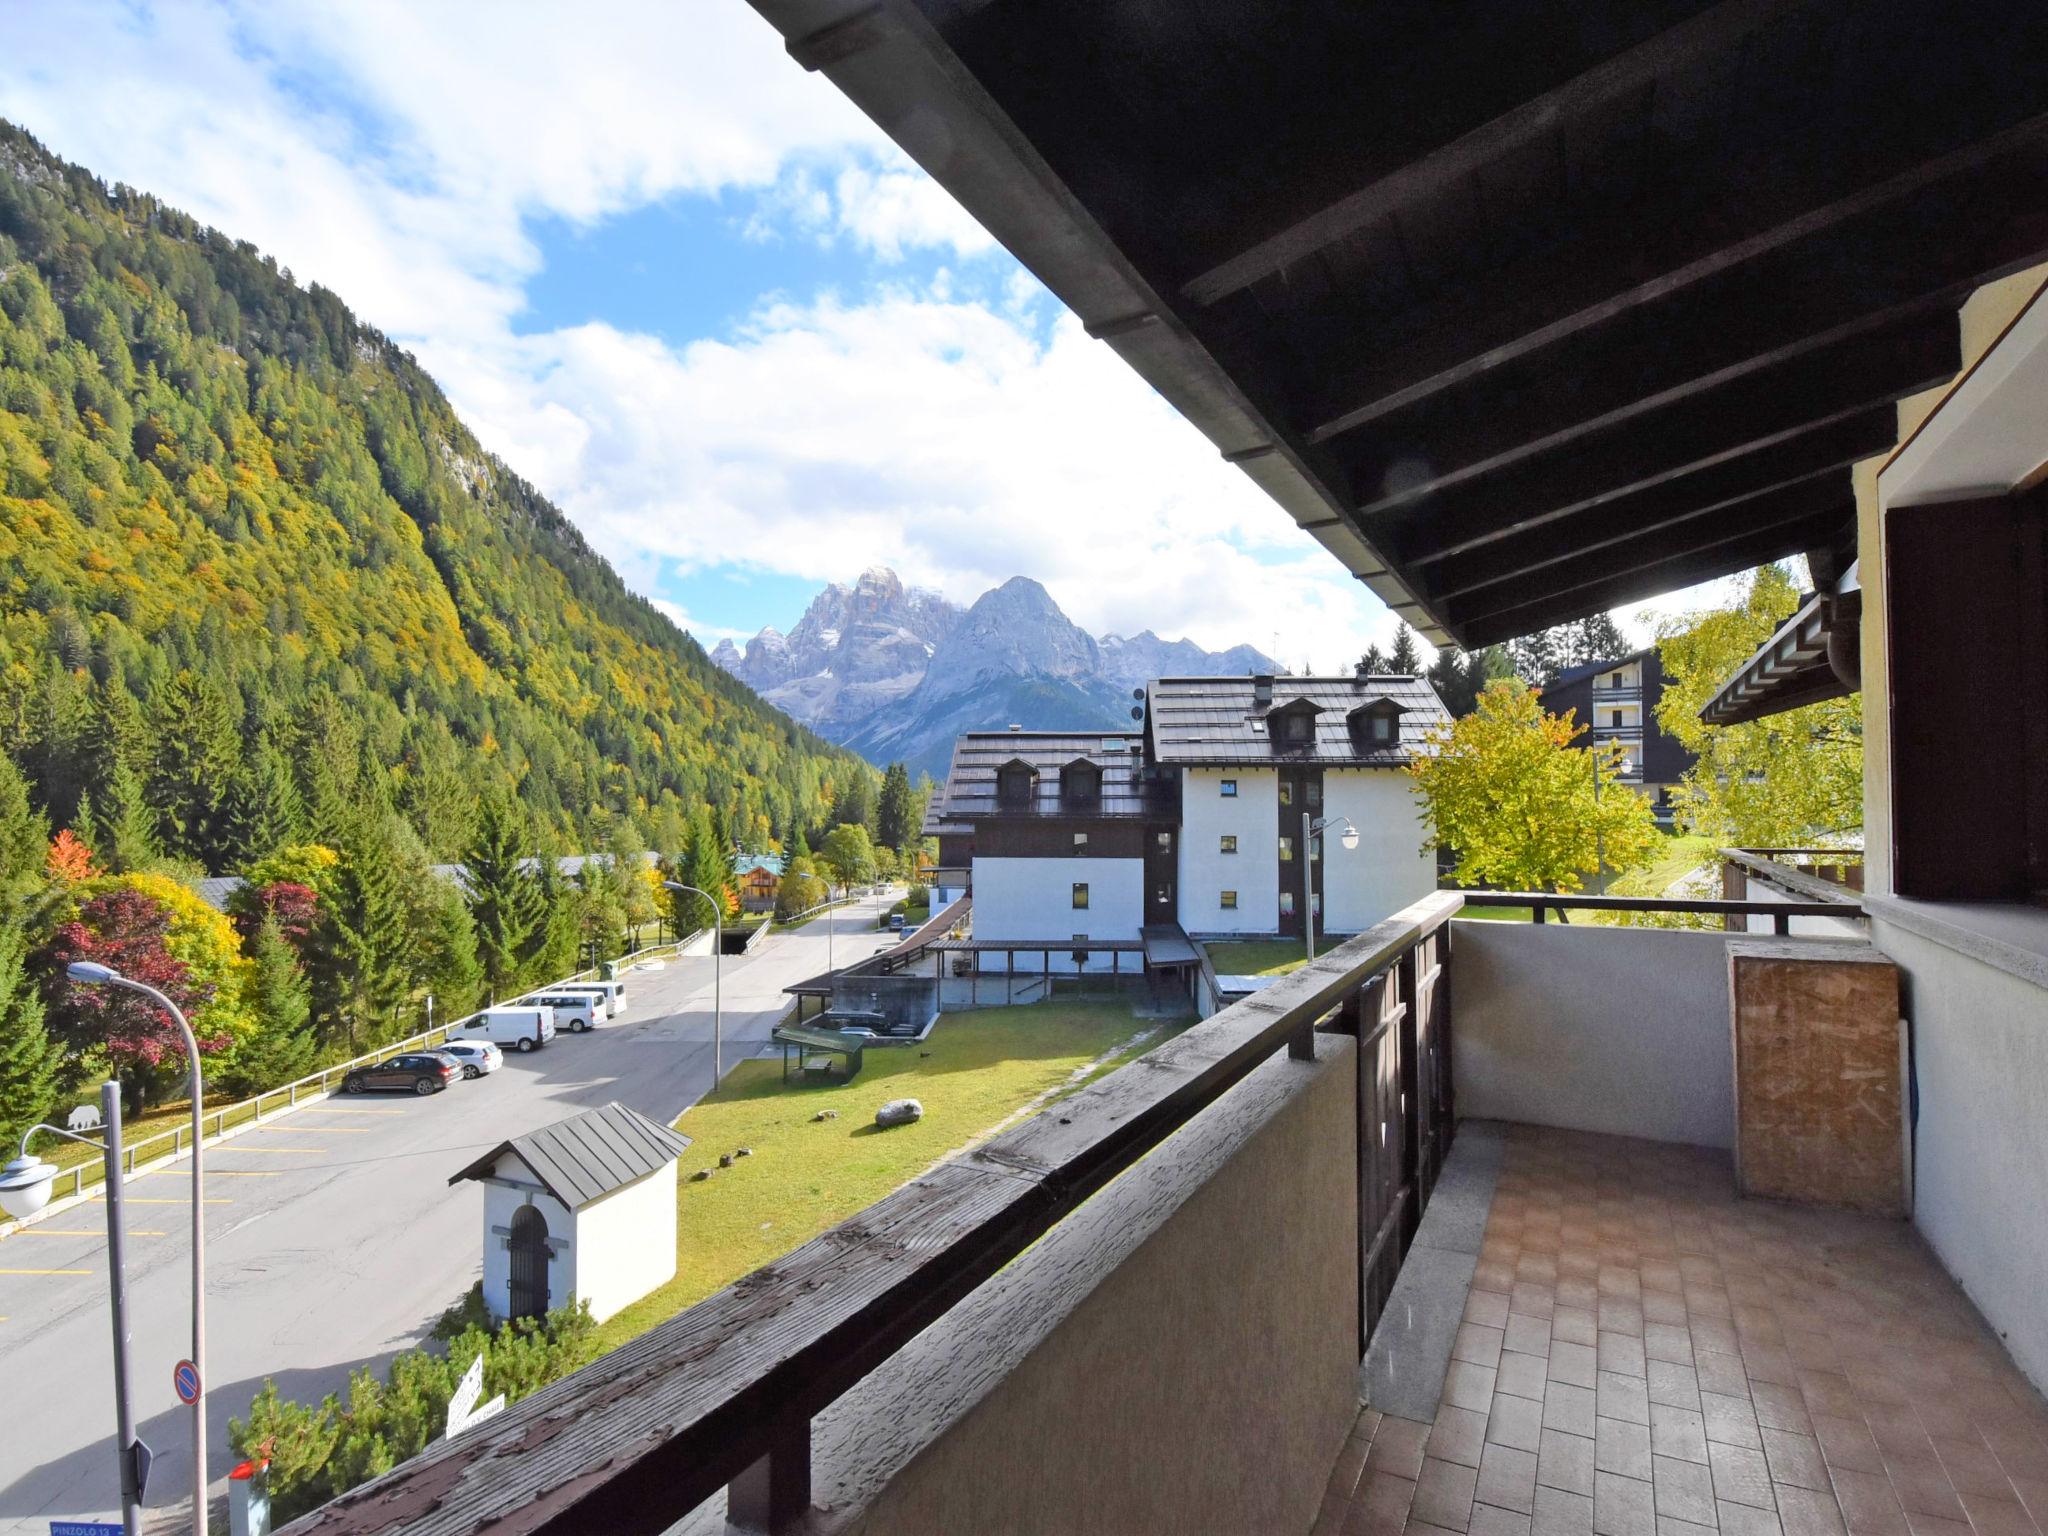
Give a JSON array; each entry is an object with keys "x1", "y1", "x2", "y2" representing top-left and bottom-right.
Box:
[
  {"x1": 63, "y1": 961, "x2": 209, "y2": 1536},
  {"x1": 662, "y1": 881, "x2": 723, "y2": 1085},
  {"x1": 1, "y1": 1080, "x2": 146, "y2": 1535},
  {"x1": 1301, "y1": 814, "x2": 1361, "y2": 963}
]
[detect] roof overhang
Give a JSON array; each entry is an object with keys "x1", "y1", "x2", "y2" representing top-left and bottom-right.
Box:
[
  {"x1": 748, "y1": 0, "x2": 2048, "y2": 647},
  {"x1": 1699, "y1": 590, "x2": 1860, "y2": 726}
]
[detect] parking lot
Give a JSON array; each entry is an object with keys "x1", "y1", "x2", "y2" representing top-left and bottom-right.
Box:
[{"x1": 0, "y1": 888, "x2": 902, "y2": 1533}]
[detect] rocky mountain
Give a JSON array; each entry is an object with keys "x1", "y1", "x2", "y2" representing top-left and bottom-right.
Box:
[{"x1": 713, "y1": 568, "x2": 1275, "y2": 778}]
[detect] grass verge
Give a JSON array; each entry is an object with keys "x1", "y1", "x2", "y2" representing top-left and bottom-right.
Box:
[{"x1": 593, "y1": 1000, "x2": 1177, "y2": 1352}]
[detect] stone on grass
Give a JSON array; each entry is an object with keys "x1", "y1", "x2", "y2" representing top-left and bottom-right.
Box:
[
  {"x1": 719, "y1": 1153, "x2": 734, "y2": 1168},
  {"x1": 875, "y1": 1098, "x2": 924, "y2": 1129},
  {"x1": 691, "y1": 1168, "x2": 713, "y2": 1182},
  {"x1": 735, "y1": 1147, "x2": 753, "y2": 1158},
  {"x1": 812, "y1": 1110, "x2": 838, "y2": 1122}
]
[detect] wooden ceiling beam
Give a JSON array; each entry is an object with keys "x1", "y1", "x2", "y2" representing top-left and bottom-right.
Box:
[
  {"x1": 1453, "y1": 508, "x2": 1854, "y2": 648},
  {"x1": 1176, "y1": 0, "x2": 1810, "y2": 308},
  {"x1": 1356, "y1": 311, "x2": 1954, "y2": 527},
  {"x1": 1299, "y1": 110, "x2": 2048, "y2": 442},
  {"x1": 1428, "y1": 468, "x2": 1851, "y2": 605},
  {"x1": 1370, "y1": 318, "x2": 1952, "y2": 569}
]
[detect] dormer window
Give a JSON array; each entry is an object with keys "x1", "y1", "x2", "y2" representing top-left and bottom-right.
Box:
[
  {"x1": 1348, "y1": 699, "x2": 1405, "y2": 749},
  {"x1": 1266, "y1": 698, "x2": 1323, "y2": 751},
  {"x1": 996, "y1": 758, "x2": 1038, "y2": 806},
  {"x1": 1059, "y1": 757, "x2": 1102, "y2": 805}
]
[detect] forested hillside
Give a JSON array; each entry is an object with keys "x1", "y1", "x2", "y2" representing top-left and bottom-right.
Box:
[
  {"x1": 0, "y1": 121, "x2": 860, "y2": 867},
  {"x1": 0, "y1": 122, "x2": 890, "y2": 1132}
]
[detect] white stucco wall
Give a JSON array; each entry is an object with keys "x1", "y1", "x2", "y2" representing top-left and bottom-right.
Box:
[
  {"x1": 1870, "y1": 914, "x2": 2048, "y2": 1393},
  {"x1": 1178, "y1": 767, "x2": 1279, "y2": 934},
  {"x1": 572, "y1": 1165, "x2": 680, "y2": 1323},
  {"x1": 1320, "y1": 770, "x2": 1438, "y2": 934},
  {"x1": 1452, "y1": 920, "x2": 1736, "y2": 1150},
  {"x1": 479, "y1": 1173, "x2": 574, "y2": 1322},
  {"x1": 972, "y1": 856, "x2": 1143, "y2": 970}
]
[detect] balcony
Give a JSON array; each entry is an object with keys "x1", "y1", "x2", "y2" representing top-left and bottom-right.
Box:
[{"x1": 280, "y1": 885, "x2": 2048, "y2": 1536}]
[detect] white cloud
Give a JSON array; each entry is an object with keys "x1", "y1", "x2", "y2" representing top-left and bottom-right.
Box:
[{"x1": 0, "y1": 0, "x2": 1409, "y2": 669}]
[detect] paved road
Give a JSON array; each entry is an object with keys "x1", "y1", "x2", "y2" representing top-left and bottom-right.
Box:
[{"x1": 0, "y1": 889, "x2": 903, "y2": 1533}]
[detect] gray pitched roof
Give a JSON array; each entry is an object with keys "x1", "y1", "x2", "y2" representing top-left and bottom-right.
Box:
[
  {"x1": 1146, "y1": 675, "x2": 1450, "y2": 767},
  {"x1": 449, "y1": 1101, "x2": 692, "y2": 1209},
  {"x1": 935, "y1": 731, "x2": 1174, "y2": 821}
]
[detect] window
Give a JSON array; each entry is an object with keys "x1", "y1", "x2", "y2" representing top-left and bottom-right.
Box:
[
  {"x1": 1073, "y1": 830, "x2": 1088, "y2": 854},
  {"x1": 1279, "y1": 780, "x2": 1293, "y2": 807},
  {"x1": 1219, "y1": 779, "x2": 1238, "y2": 797},
  {"x1": 1071, "y1": 882, "x2": 1090, "y2": 910},
  {"x1": 1219, "y1": 890, "x2": 1238, "y2": 910},
  {"x1": 1371, "y1": 714, "x2": 1393, "y2": 743},
  {"x1": 1281, "y1": 712, "x2": 1313, "y2": 744},
  {"x1": 1610, "y1": 711, "x2": 1624, "y2": 728},
  {"x1": 1278, "y1": 835, "x2": 1294, "y2": 862},
  {"x1": 1155, "y1": 829, "x2": 1172, "y2": 851},
  {"x1": 1279, "y1": 891, "x2": 1295, "y2": 916},
  {"x1": 1307, "y1": 779, "x2": 1322, "y2": 808},
  {"x1": 1219, "y1": 834, "x2": 1237, "y2": 854}
]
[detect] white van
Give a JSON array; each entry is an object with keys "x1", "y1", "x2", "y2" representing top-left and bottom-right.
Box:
[
  {"x1": 524, "y1": 991, "x2": 602, "y2": 1033},
  {"x1": 450, "y1": 1006, "x2": 555, "y2": 1053},
  {"x1": 558, "y1": 981, "x2": 624, "y2": 1018}
]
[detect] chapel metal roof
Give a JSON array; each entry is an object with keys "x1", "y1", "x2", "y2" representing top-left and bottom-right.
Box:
[
  {"x1": 449, "y1": 1101, "x2": 692, "y2": 1210},
  {"x1": 1145, "y1": 675, "x2": 1450, "y2": 767}
]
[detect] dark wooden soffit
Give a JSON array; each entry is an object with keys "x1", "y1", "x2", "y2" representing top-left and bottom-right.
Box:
[{"x1": 748, "y1": 0, "x2": 2048, "y2": 648}]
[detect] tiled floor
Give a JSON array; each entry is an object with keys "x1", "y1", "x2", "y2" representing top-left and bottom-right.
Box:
[{"x1": 1314, "y1": 1125, "x2": 2048, "y2": 1536}]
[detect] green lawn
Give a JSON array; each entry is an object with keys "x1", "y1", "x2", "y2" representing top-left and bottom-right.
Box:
[
  {"x1": 1609, "y1": 832, "x2": 1716, "y2": 898},
  {"x1": 593, "y1": 1001, "x2": 1176, "y2": 1350},
  {"x1": 1454, "y1": 904, "x2": 1535, "y2": 922},
  {"x1": 1201, "y1": 940, "x2": 1316, "y2": 977}
]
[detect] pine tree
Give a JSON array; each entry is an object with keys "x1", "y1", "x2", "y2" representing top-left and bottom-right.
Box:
[
  {"x1": 1354, "y1": 644, "x2": 1388, "y2": 677},
  {"x1": 0, "y1": 755, "x2": 47, "y2": 892},
  {"x1": 225, "y1": 740, "x2": 306, "y2": 866},
  {"x1": 307, "y1": 813, "x2": 412, "y2": 1053},
  {"x1": 223, "y1": 913, "x2": 317, "y2": 1096},
  {"x1": 147, "y1": 670, "x2": 242, "y2": 869},
  {"x1": 518, "y1": 854, "x2": 582, "y2": 984},
  {"x1": 416, "y1": 881, "x2": 483, "y2": 1020},
  {"x1": 463, "y1": 792, "x2": 542, "y2": 1001},
  {"x1": 828, "y1": 773, "x2": 877, "y2": 838},
  {"x1": 88, "y1": 756, "x2": 160, "y2": 873},
  {"x1": 0, "y1": 915, "x2": 63, "y2": 1152},
  {"x1": 877, "y1": 762, "x2": 916, "y2": 852},
  {"x1": 1387, "y1": 624, "x2": 1423, "y2": 675}
]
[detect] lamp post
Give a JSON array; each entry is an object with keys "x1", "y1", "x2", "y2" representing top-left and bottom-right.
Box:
[
  {"x1": 662, "y1": 881, "x2": 723, "y2": 1085},
  {"x1": 0, "y1": 1080, "x2": 146, "y2": 1534},
  {"x1": 58, "y1": 962, "x2": 209, "y2": 1536},
  {"x1": 1301, "y1": 813, "x2": 1361, "y2": 963}
]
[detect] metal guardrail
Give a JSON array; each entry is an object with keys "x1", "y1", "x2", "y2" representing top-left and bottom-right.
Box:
[
  {"x1": 8, "y1": 932, "x2": 704, "y2": 1218},
  {"x1": 280, "y1": 890, "x2": 1466, "y2": 1535},
  {"x1": 1462, "y1": 890, "x2": 1862, "y2": 934}
]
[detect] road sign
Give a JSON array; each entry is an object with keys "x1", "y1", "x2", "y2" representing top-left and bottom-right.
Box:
[
  {"x1": 129, "y1": 1436, "x2": 152, "y2": 1498},
  {"x1": 173, "y1": 1359, "x2": 200, "y2": 1405},
  {"x1": 50, "y1": 1521, "x2": 123, "y2": 1535}
]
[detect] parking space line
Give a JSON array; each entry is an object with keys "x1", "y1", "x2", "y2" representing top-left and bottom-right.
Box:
[
  {"x1": 139, "y1": 1168, "x2": 279, "y2": 1177},
  {"x1": 8, "y1": 1228, "x2": 165, "y2": 1238},
  {"x1": 91, "y1": 1197, "x2": 233, "y2": 1205},
  {"x1": 0, "y1": 1267, "x2": 91, "y2": 1275},
  {"x1": 256, "y1": 1125, "x2": 372, "y2": 1133},
  {"x1": 209, "y1": 1146, "x2": 327, "y2": 1154},
  {"x1": 301, "y1": 1107, "x2": 404, "y2": 1115}
]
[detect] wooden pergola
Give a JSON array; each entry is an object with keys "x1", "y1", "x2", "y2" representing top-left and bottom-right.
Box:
[{"x1": 749, "y1": 0, "x2": 2048, "y2": 647}]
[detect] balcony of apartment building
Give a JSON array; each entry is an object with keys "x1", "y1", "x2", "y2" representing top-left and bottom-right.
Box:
[
  {"x1": 281, "y1": 4, "x2": 2048, "y2": 1532},
  {"x1": 281, "y1": 885, "x2": 2048, "y2": 1536}
]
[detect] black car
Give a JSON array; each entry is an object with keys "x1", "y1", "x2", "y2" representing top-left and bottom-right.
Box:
[{"x1": 342, "y1": 1052, "x2": 459, "y2": 1096}]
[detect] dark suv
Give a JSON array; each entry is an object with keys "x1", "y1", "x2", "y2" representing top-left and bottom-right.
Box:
[{"x1": 342, "y1": 1053, "x2": 458, "y2": 1097}]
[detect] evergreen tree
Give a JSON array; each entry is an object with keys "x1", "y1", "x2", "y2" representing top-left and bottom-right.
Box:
[
  {"x1": 0, "y1": 915, "x2": 63, "y2": 1152},
  {"x1": 828, "y1": 773, "x2": 877, "y2": 838},
  {"x1": 518, "y1": 855, "x2": 582, "y2": 983},
  {"x1": 307, "y1": 813, "x2": 411, "y2": 1053},
  {"x1": 0, "y1": 755, "x2": 48, "y2": 892},
  {"x1": 416, "y1": 881, "x2": 483, "y2": 1021},
  {"x1": 877, "y1": 762, "x2": 917, "y2": 852},
  {"x1": 222, "y1": 913, "x2": 317, "y2": 1096},
  {"x1": 225, "y1": 740, "x2": 306, "y2": 866},
  {"x1": 463, "y1": 792, "x2": 542, "y2": 1001},
  {"x1": 1427, "y1": 646, "x2": 1517, "y2": 718},
  {"x1": 87, "y1": 756, "x2": 160, "y2": 873},
  {"x1": 1354, "y1": 644, "x2": 1387, "y2": 677},
  {"x1": 146, "y1": 670, "x2": 241, "y2": 869},
  {"x1": 1388, "y1": 624, "x2": 1422, "y2": 674}
]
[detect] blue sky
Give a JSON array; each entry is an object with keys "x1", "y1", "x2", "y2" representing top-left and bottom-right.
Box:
[{"x1": 0, "y1": 1, "x2": 1702, "y2": 659}]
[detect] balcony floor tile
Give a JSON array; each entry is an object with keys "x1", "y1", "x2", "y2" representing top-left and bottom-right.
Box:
[{"x1": 1315, "y1": 1125, "x2": 2047, "y2": 1536}]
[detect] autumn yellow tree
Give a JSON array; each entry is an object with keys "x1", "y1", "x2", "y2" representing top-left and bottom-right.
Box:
[
  {"x1": 1409, "y1": 679, "x2": 1659, "y2": 894},
  {"x1": 1654, "y1": 564, "x2": 1862, "y2": 845}
]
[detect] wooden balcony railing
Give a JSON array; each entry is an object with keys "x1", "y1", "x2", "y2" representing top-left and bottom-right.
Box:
[{"x1": 282, "y1": 891, "x2": 1466, "y2": 1536}]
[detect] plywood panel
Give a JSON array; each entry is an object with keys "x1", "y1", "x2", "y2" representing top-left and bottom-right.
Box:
[{"x1": 1728, "y1": 939, "x2": 1906, "y2": 1216}]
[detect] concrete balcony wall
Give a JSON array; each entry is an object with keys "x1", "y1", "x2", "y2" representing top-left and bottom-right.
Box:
[
  {"x1": 812, "y1": 1037, "x2": 1360, "y2": 1536},
  {"x1": 1869, "y1": 909, "x2": 2048, "y2": 1393},
  {"x1": 1452, "y1": 919, "x2": 1735, "y2": 1149}
]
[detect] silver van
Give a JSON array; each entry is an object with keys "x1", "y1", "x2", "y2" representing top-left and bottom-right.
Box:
[{"x1": 557, "y1": 980, "x2": 624, "y2": 1018}]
